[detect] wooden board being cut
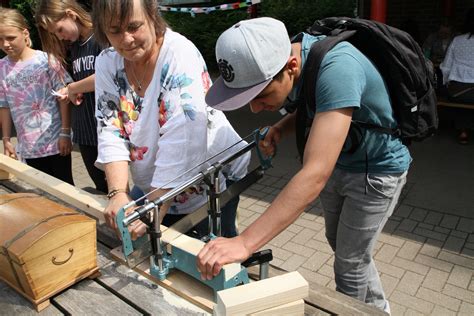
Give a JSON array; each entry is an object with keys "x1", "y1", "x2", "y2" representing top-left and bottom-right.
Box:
[
  {"x1": 247, "y1": 265, "x2": 388, "y2": 315},
  {"x1": 110, "y1": 246, "x2": 215, "y2": 312},
  {"x1": 0, "y1": 154, "x2": 107, "y2": 222},
  {"x1": 214, "y1": 271, "x2": 308, "y2": 315}
]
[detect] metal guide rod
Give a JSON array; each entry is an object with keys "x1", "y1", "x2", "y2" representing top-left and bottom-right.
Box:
[
  {"x1": 121, "y1": 129, "x2": 260, "y2": 211},
  {"x1": 122, "y1": 139, "x2": 258, "y2": 227},
  {"x1": 152, "y1": 205, "x2": 164, "y2": 270}
]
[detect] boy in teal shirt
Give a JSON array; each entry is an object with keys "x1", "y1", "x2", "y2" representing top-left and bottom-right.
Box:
[{"x1": 198, "y1": 17, "x2": 410, "y2": 313}]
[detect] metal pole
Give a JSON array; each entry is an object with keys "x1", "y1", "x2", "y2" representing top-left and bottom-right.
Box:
[{"x1": 370, "y1": 0, "x2": 387, "y2": 23}]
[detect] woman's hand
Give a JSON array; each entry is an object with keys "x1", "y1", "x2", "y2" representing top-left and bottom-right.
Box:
[
  {"x1": 127, "y1": 219, "x2": 148, "y2": 241},
  {"x1": 105, "y1": 192, "x2": 147, "y2": 240},
  {"x1": 104, "y1": 192, "x2": 131, "y2": 230}
]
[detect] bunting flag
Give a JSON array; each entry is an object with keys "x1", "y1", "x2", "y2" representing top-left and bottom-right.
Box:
[{"x1": 159, "y1": 0, "x2": 261, "y2": 17}]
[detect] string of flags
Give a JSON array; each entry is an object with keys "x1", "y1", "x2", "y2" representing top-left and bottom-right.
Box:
[{"x1": 159, "y1": 0, "x2": 261, "y2": 17}]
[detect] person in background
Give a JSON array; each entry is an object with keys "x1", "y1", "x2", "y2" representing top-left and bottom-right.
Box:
[
  {"x1": 423, "y1": 18, "x2": 454, "y2": 90},
  {"x1": 198, "y1": 17, "x2": 411, "y2": 314},
  {"x1": 440, "y1": 8, "x2": 474, "y2": 144},
  {"x1": 0, "y1": 7, "x2": 74, "y2": 184},
  {"x1": 92, "y1": 0, "x2": 250, "y2": 239},
  {"x1": 423, "y1": 18, "x2": 454, "y2": 65},
  {"x1": 35, "y1": 0, "x2": 108, "y2": 193}
]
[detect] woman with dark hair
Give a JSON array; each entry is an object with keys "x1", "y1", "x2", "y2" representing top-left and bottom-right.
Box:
[
  {"x1": 92, "y1": 0, "x2": 250, "y2": 238},
  {"x1": 440, "y1": 8, "x2": 474, "y2": 143}
]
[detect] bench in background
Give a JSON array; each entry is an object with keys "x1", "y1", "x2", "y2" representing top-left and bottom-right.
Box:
[{"x1": 437, "y1": 97, "x2": 474, "y2": 110}]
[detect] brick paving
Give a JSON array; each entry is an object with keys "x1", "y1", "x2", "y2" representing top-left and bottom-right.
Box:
[
  {"x1": 3, "y1": 135, "x2": 472, "y2": 315},
  {"x1": 240, "y1": 173, "x2": 474, "y2": 315}
]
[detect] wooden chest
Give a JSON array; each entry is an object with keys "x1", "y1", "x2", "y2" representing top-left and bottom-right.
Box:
[{"x1": 0, "y1": 193, "x2": 98, "y2": 311}]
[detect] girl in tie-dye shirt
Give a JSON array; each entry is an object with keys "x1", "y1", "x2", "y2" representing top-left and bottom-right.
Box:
[{"x1": 0, "y1": 8, "x2": 74, "y2": 184}]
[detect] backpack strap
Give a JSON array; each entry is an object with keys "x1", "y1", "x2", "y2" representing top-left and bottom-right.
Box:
[
  {"x1": 291, "y1": 32, "x2": 356, "y2": 159},
  {"x1": 303, "y1": 31, "x2": 355, "y2": 110}
]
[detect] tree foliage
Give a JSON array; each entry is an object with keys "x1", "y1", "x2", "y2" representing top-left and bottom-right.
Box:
[
  {"x1": 163, "y1": 0, "x2": 356, "y2": 72},
  {"x1": 4, "y1": 0, "x2": 356, "y2": 69}
]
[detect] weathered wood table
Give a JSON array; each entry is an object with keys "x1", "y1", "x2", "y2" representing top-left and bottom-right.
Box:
[{"x1": 0, "y1": 159, "x2": 387, "y2": 315}]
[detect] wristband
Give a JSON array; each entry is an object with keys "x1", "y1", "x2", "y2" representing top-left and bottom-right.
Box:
[
  {"x1": 59, "y1": 133, "x2": 71, "y2": 138},
  {"x1": 2, "y1": 137, "x2": 11, "y2": 140},
  {"x1": 107, "y1": 188, "x2": 128, "y2": 199}
]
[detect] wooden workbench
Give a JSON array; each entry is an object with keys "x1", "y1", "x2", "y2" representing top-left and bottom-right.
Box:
[{"x1": 0, "y1": 157, "x2": 387, "y2": 315}]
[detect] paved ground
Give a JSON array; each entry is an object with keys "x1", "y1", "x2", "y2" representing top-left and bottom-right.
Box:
[{"x1": 4, "y1": 108, "x2": 473, "y2": 315}]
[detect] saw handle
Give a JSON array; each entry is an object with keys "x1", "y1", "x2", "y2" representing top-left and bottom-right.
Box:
[
  {"x1": 242, "y1": 249, "x2": 273, "y2": 267},
  {"x1": 255, "y1": 127, "x2": 273, "y2": 170},
  {"x1": 242, "y1": 249, "x2": 273, "y2": 280}
]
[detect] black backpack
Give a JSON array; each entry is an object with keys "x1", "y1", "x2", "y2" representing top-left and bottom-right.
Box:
[{"x1": 288, "y1": 17, "x2": 438, "y2": 159}]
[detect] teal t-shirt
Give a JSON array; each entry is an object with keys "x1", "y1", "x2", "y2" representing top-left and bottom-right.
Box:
[{"x1": 292, "y1": 33, "x2": 411, "y2": 173}]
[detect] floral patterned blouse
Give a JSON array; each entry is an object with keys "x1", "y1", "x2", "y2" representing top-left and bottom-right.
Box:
[{"x1": 95, "y1": 29, "x2": 249, "y2": 214}]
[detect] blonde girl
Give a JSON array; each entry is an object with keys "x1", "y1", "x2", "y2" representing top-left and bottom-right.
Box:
[
  {"x1": 36, "y1": 0, "x2": 108, "y2": 193},
  {"x1": 0, "y1": 7, "x2": 74, "y2": 184}
]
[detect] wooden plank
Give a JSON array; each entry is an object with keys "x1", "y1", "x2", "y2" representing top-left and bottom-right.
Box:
[
  {"x1": 110, "y1": 246, "x2": 215, "y2": 312},
  {"x1": 214, "y1": 271, "x2": 308, "y2": 315},
  {"x1": 250, "y1": 300, "x2": 304, "y2": 315},
  {"x1": 0, "y1": 281, "x2": 62, "y2": 315},
  {"x1": 247, "y1": 265, "x2": 387, "y2": 316},
  {"x1": 96, "y1": 243, "x2": 207, "y2": 315},
  {"x1": 0, "y1": 154, "x2": 107, "y2": 222}
]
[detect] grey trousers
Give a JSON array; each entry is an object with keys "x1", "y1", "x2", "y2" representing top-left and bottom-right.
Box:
[{"x1": 320, "y1": 168, "x2": 407, "y2": 311}]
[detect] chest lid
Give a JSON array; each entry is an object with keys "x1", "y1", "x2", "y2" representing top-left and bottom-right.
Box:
[{"x1": 0, "y1": 193, "x2": 96, "y2": 264}]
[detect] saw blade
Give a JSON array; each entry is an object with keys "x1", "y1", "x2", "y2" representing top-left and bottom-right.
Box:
[{"x1": 163, "y1": 166, "x2": 265, "y2": 243}]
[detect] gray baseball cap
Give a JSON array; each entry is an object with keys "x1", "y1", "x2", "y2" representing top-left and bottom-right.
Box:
[{"x1": 205, "y1": 17, "x2": 291, "y2": 111}]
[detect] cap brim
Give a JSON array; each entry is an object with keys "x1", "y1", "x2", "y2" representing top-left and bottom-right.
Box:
[{"x1": 206, "y1": 76, "x2": 272, "y2": 111}]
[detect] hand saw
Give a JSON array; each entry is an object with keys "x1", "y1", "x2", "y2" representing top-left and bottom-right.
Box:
[{"x1": 116, "y1": 128, "x2": 272, "y2": 268}]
